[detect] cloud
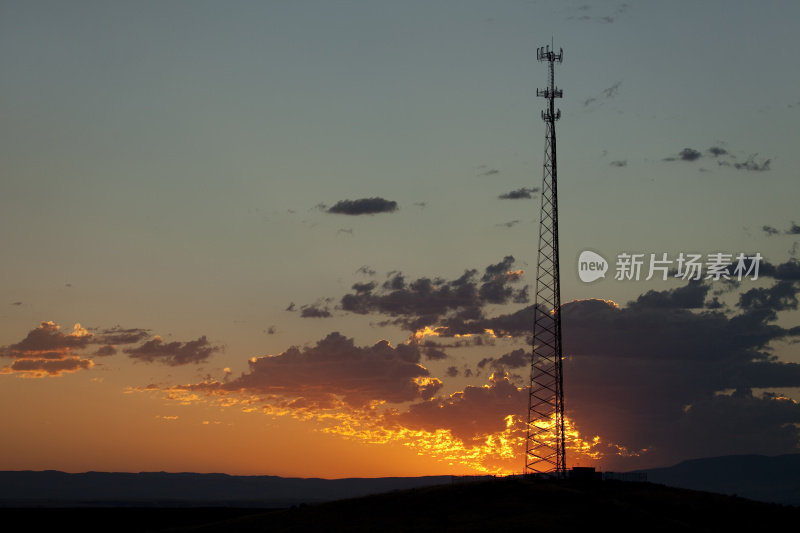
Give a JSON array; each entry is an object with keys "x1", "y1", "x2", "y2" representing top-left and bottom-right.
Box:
[
  {"x1": 761, "y1": 223, "x2": 800, "y2": 237},
  {"x1": 707, "y1": 146, "x2": 728, "y2": 157},
  {"x1": 628, "y1": 281, "x2": 712, "y2": 309},
  {"x1": 480, "y1": 169, "x2": 500, "y2": 177},
  {"x1": 496, "y1": 220, "x2": 520, "y2": 228},
  {"x1": 11, "y1": 301, "x2": 22, "y2": 306},
  {"x1": 0, "y1": 321, "x2": 96, "y2": 377},
  {"x1": 609, "y1": 160, "x2": 627, "y2": 167},
  {"x1": 664, "y1": 148, "x2": 702, "y2": 162},
  {"x1": 125, "y1": 336, "x2": 219, "y2": 366},
  {"x1": 477, "y1": 348, "x2": 528, "y2": 374},
  {"x1": 220, "y1": 332, "x2": 441, "y2": 408},
  {"x1": 390, "y1": 373, "x2": 525, "y2": 444},
  {"x1": 738, "y1": 280, "x2": 799, "y2": 311},
  {"x1": 602, "y1": 81, "x2": 622, "y2": 98},
  {"x1": 498, "y1": 187, "x2": 539, "y2": 200},
  {"x1": 2, "y1": 321, "x2": 92, "y2": 357},
  {"x1": 94, "y1": 326, "x2": 151, "y2": 345},
  {"x1": 356, "y1": 265, "x2": 376, "y2": 276},
  {"x1": 760, "y1": 258, "x2": 800, "y2": 280},
  {"x1": 569, "y1": 4, "x2": 629, "y2": 24},
  {"x1": 145, "y1": 259, "x2": 800, "y2": 473},
  {"x1": 338, "y1": 256, "x2": 529, "y2": 332},
  {"x1": 300, "y1": 305, "x2": 332, "y2": 318},
  {"x1": 94, "y1": 345, "x2": 118, "y2": 356},
  {"x1": 380, "y1": 266, "x2": 800, "y2": 469},
  {"x1": 326, "y1": 197, "x2": 398, "y2": 215},
  {"x1": 557, "y1": 292, "x2": 800, "y2": 468},
  {"x1": 1, "y1": 357, "x2": 93, "y2": 377},
  {"x1": 733, "y1": 155, "x2": 771, "y2": 171},
  {"x1": 664, "y1": 145, "x2": 770, "y2": 171},
  {"x1": 423, "y1": 347, "x2": 448, "y2": 360},
  {"x1": 583, "y1": 81, "x2": 622, "y2": 107}
]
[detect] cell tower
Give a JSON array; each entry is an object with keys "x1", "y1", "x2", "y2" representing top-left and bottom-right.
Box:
[{"x1": 525, "y1": 44, "x2": 566, "y2": 478}]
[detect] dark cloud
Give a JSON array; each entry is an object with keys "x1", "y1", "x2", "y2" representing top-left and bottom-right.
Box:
[
  {"x1": 266, "y1": 326, "x2": 277, "y2": 335},
  {"x1": 559, "y1": 293, "x2": 800, "y2": 468},
  {"x1": 446, "y1": 366, "x2": 459, "y2": 377},
  {"x1": 496, "y1": 220, "x2": 520, "y2": 228},
  {"x1": 601, "y1": 81, "x2": 622, "y2": 98},
  {"x1": 390, "y1": 373, "x2": 525, "y2": 444},
  {"x1": 338, "y1": 257, "x2": 528, "y2": 332},
  {"x1": 477, "y1": 348, "x2": 528, "y2": 374},
  {"x1": 760, "y1": 223, "x2": 800, "y2": 237},
  {"x1": 628, "y1": 281, "x2": 711, "y2": 309},
  {"x1": 94, "y1": 345, "x2": 117, "y2": 357},
  {"x1": 609, "y1": 160, "x2": 627, "y2": 167},
  {"x1": 664, "y1": 148, "x2": 702, "y2": 162},
  {"x1": 125, "y1": 336, "x2": 219, "y2": 366},
  {"x1": 94, "y1": 326, "x2": 151, "y2": 345},
  {"x1": 480, "y1": 169, "x2": 500, "y2": 177},
  {"x1": 759, "y1": 259, "x2": 800, "y2": 280},
  {"x1": 221, "y1": 332, "x2": 441, "y2": 408},
  {"x1": 356, "y1": 265, "x2": 376, "y2": 276},
  {"x1": 583, "y1": 81, "x2": 622, "y2": 107},
  {"x1": 498, "y1": 187, "x2": 539, "y2": 200},
  {"x1": 1, "y1": 357, "x2": 93, "y2": 377},
  {"x1": 300, "y1": 305, "x2": 332, "y2": 318},
  {"x1": 569, "y1": 4, "x2": 629, "y2": 24},
  {"x1": 738, "y1": 280, "x2": 799, "y2": 311},
  {"x1": 424, "y1": 347, "x2": 448, "y2": 361},
  {"x1": 385, "y1": 267, "x2": 800, "y2": 468},
  {"x1": 733, "y1": 155, "x2": 770, "y2": 172},
  {"x1": 326, "y1": 197, "x2": 398, "y2": 215},
  {"x1": 285, "y1": 302, "x2": 296, "y2": 312},
  {"x1": 11, "y1": 301, "x2": 22, "y2": 306},
  {"x1": 707, "y1": 146, "x2": 728, "y2": 157}
]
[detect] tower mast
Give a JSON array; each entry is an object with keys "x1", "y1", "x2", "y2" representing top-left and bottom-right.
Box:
[{"x1": 525, "y1": 44, "x2": 566, "y2": 478}]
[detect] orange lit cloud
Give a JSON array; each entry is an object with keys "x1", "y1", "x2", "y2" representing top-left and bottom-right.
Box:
[
  {"x1": 0, "y1": 356, "x2": 93, "y2": 378},
  {"x1": 1, "y1": 321, "x2": 221, "y2": 377},
  {"x1": 0, "y1": 321, "x2": 94, "y2": 377},
  {"x1": 139, "y1": 331, "x2": 611, "y2": 474}
]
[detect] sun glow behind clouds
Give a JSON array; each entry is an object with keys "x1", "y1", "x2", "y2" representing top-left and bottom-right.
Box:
[{"x1": 132, "y1": 373, "x2": 622, "y2": 475}]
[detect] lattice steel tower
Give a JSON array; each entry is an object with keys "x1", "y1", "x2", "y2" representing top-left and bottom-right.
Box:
[{"x1": 525, "y1": 44, "x2": 566, "y2": 478}]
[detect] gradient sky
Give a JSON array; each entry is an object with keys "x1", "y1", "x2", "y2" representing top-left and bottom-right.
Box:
[{"x1": 2, "y1": 0, "x2": 800, "y2": 478}]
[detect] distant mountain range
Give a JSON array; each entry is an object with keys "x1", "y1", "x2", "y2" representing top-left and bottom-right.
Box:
[
  {"x1": 0, "y1": 470, "x2": 458, "y2": 507},
  {"x1": 1, "y1": 453, "x2": 798, "y2": 508},
  {"x1": 641, "y1": 453, "x2": 800, "y2": 506}
]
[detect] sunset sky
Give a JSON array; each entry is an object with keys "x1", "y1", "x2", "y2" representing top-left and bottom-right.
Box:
[{"x1": 2, "y1": 0, "x2": 800, "y2": 478}]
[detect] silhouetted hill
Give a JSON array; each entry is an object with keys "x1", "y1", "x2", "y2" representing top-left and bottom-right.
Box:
[
  {"x1": 642, "y1": 453, "x2": 800, "y2": 506},
  {"x1": 159, "y1": 476, "x2": 800, "y2": 532},
  {"x1": 0, "y1": 471, "x2": 458, "y2": 508}
]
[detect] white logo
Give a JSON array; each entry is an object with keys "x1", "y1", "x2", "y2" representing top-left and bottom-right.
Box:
[{"x1": 578, "y1": 250, "x2": 608, "y2": 283}]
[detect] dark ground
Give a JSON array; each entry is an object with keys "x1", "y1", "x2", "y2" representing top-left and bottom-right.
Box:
[{"x1": 10, "y1": 476, "x2": 800, "y2": 532}]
